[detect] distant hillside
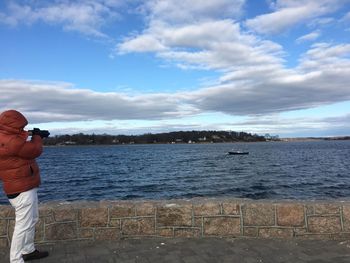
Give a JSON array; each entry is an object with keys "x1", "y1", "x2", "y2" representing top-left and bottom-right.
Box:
[{"x1": 43, "y1": 130, "x2": 268, "y2": 145}]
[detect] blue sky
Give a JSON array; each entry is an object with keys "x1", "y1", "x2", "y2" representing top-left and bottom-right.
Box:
[{"x1": 1, "y1": 0, "x2": 350, "y2": 137}]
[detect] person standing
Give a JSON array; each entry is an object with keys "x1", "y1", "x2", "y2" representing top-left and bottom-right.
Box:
[{"x1": 0, "y1": 110, "x2": 49, "y2": 262}]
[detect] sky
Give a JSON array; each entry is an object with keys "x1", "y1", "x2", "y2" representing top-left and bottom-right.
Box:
[{"x1": 0, "y1": 0, "x2": 350, "y2": 138}]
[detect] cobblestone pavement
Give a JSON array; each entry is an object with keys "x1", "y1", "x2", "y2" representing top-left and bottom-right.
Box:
[{"x1": 1, "y1": 238, "x2": 350, "y2": 263}]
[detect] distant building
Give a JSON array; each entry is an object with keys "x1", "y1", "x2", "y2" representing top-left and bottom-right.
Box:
[{"x1": 64, "y1": 141, "x2": 76, "y2": 145}]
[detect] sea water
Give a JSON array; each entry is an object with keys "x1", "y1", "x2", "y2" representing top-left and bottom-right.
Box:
[{"x1": 0, "y1": 140, "x2": 349, "y2": 204}]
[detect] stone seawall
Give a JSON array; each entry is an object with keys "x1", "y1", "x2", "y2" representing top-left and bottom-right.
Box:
[{"x1": 1, "y1": 199, "x2": 350, "y2": 247}]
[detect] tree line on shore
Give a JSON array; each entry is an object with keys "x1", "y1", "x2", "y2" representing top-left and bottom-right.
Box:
[{"x1": 43, "y1": 130, "x2": 268, "y2": 146}]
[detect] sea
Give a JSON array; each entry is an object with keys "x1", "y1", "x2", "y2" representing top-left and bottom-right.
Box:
[{"x1": 0, "y1": 140, "x2": 349, "y2": 204}]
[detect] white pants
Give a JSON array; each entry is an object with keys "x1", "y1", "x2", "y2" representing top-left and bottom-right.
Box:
[{"x1": 8, "y1": 188, "x2": 38, "y2": 263}]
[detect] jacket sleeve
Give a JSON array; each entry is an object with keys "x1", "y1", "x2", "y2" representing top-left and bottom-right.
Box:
[{"x1": 8, "y1": 135, "x2": 43, "y2": 159}]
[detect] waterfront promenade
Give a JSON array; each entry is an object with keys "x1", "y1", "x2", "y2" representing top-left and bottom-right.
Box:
[
  {"x1": 2, "y1": 198, "x2": 350, "y2": 262},
  {"x1": 1, "y1": 237, "x2": 350, "y2": 262}
]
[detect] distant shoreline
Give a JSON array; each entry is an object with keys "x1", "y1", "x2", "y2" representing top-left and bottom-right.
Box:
[
  {"x1": 280, "y1": 136, "x2": 350, "y2": 142},
  {"x1": 41, "y1": 129, "x2": 350, "y2": 146},
  {"x1": 42, "y1": 130, "x2": 267, "y2": 146},
  {"x1": 42, "y1": 137, "x2": 350, "y2": 146}
]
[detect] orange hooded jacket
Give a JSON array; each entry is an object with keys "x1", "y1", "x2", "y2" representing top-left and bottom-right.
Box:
[{"x1": 0, "y1": 110, "x2": 43, "y2": 195}]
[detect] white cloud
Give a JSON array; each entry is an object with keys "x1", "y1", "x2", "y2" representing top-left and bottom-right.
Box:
[
  {"x1": 115, "y1": 1, "x2": 350, "y2": 120},
  {"x1": 245, "y1": 0, "x2": 345, "y2": 35},
  {"x1": 228, "y1": 113, "x2": 350, "y2": 137},
  {"x1": 296, "y1": 30, "x2": 321, "y2": 43},
  {"x1": 0, "y1": 79, "x2": 197, "y2": 123},
  {"x1": 246, "y1": 4, "x2": 317, "y2": 35},
  {"x1": 180, "y1": 41, "x2": 350, "y2": 116},
  {"x1": 0, "y1": 0, "x2": 125, "y2": 37},
  {"x1": 1, "y1": 0, "x2": 350, "y2": 137},
  {"x1": 118, "y1": 19, "x2": 284, "y2": 71},
  {"x1": 308, "y1": 17, "x2": 335, "y2": 28},
  {"x1": 2, "y1": 40, "x2": 350, "y2": 123},
  {"x1": 342, "y1": 11, "x2": 350, "y2": 22},
  {"x1": 34, "y1": 112, "x2": 350, "y2": 137},
  {"x1": 117, "y1": 0, "x2": 258, "y2": 70},
  {"x1": 299, "y1": 43, "x2": 350, "y2": 69},
  {"x1": 141, "y1": 0, "x2": 245, "y2": 24},
  {"x1": 118, "y1": 34, "x2": 167, "y2": 53}
]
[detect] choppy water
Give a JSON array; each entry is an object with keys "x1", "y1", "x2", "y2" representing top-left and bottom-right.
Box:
[{"x1": 0, "y1": 141, "x2": 350, "y2": 204}]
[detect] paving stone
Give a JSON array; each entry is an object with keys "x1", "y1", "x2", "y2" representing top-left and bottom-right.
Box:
[
  {"x1": 222, "y1": 202, "x2": 240, "y2": 215},
  {"x1": 122, "y1": 218, "x2": 155, "y2": 236},
  {"x1": 45, "y1": 222, "x2": 78, "y2": 240},
  {"x1": 341, "y1": 205, "x2": 350, "y2": 231},
  {"x1": 0, "y1": 206, "x2": 14, "y2": 218},
  {"x1": 258, "y1": 227, "x2": 294, "y2": 238},
  {"x1": 157, "y1": 204, "x2": 193, "y2": 227},
  {"x1": 277, "y1": 204, "x2": 305, "y2": 227},
  {"x1": 242, "y1": 203, "x2": 275, "y2": 226},
  {"x1": 109, "y1": 204, "x2": 135, "y2": 218},
  {"x1": 1, "y1": 238, "x2": 345, "y2": 263},
  {"x1": 80, "y1": 207, "x2": 108, "y2": 227},
  {"x1": 308, "y1": 216, "x2": 342, "y2": 233},
  {"x1": 203, "y1": 217, "x2": 240, "y2": 236},
  {"x1": 53, "y1": 208, "x2": 78, "y2": 222},
  {"x1": 0, "y1": 220, "x2": 7, "y2": 236},
  {"x1": 193, "y1": 202, "x2": 220, "y2": 216}
]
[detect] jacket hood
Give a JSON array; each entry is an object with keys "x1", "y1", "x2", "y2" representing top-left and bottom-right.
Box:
[{"x1": 0, "y1": 110, "x2": 28, "y2": 134}]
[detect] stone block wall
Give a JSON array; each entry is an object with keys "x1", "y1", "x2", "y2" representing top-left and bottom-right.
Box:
[{"x1": 1, "y1": 199, "x2": 350, "y2": 247}]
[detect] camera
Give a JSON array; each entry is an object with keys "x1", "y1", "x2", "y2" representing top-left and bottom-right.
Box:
[{"x1": 28, "y1": 128, "x2": 50, "y2": 138}]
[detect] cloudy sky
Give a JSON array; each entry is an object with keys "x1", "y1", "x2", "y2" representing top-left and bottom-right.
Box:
[{"x1": 1, "y1": 0, "x2": 350, "y2": 137}]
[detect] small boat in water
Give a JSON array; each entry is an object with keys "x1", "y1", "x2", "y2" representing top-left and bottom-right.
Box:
[{"x1": 228, "y1": 151, "x2": 249, "y2": 155}]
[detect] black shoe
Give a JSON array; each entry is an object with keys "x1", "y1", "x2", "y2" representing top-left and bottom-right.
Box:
[{"x1": 22, "y1": 249, "x2": 49, "y2": 261}]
